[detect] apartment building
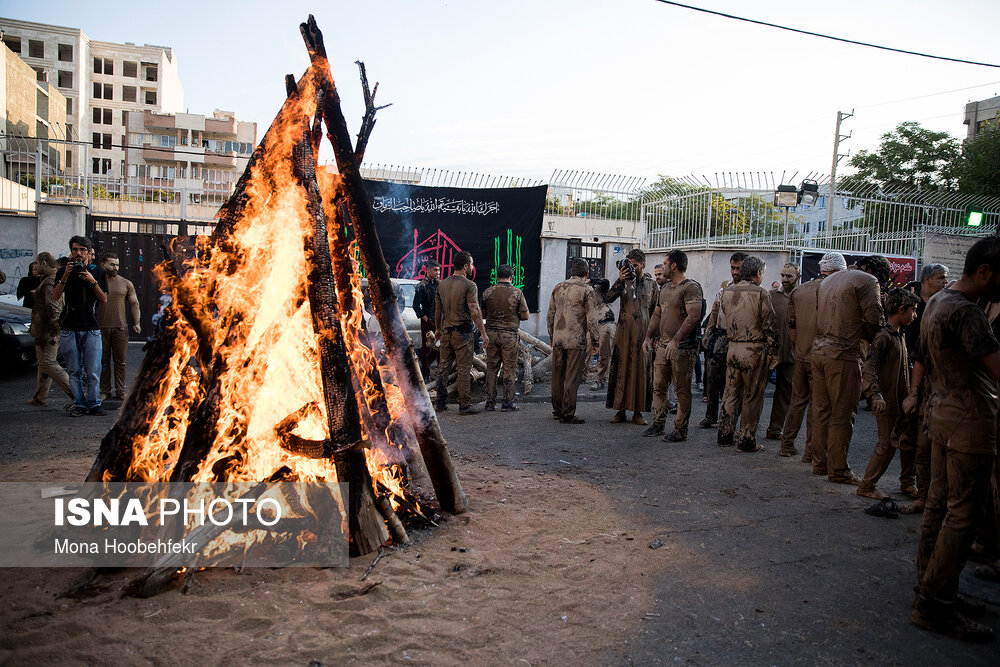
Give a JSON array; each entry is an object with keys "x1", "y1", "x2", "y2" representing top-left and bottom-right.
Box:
[
  {"x1": 0, "y1": 17, "x2": 182, "y2": 178},
  {"x1": 1, "y1": 41, "x2": 67, "y2": 180},
  {"x1": 124, "y1": 108, "x2": 256, "y2": 203},
  {"x1": 964, "y1": 95, "x2": 1000, "y2": 140}
]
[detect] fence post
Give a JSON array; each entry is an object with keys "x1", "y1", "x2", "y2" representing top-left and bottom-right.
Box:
[
  {"x1": 35, "y1": 140, "x2": 43, "y2": 204},
  {"x1": 180, "y1": 186, "x2": 187, "y2": 221},
  {"x1": 703, "y1": 191, "x2": 712, "y2": 248}
]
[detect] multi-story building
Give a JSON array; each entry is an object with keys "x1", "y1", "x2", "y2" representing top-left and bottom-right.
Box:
[
  {"x1": 124, "y1": 108, "x2": 256, "y2": 205},
  {"x1": 1, "y1": 41, "x2": 67, "y2": 182},
  {"x1": 0, "y1": 17, "x2": 182, "y2": 179},
  {"x1": 964, "y1": 95, "x2": 1000, "y2": 140}
]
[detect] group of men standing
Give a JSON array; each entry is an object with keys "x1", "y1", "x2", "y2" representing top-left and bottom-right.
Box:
[{"x1": 26, "y1": 235, "x2": 141, "y2": 416}]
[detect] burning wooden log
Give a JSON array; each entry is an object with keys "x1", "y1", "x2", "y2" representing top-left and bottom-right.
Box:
[{"x1": 300, "y1": 16, "x2": 468, "y2": 514}]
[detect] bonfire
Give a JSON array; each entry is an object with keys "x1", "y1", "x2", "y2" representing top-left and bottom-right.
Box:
[{"x1": 85, "y1": 16, "x2": 467, "y2": 596}]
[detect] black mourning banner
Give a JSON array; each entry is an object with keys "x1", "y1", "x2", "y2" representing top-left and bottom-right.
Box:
[
  {"x1": 800, "y1": 250, "x2": 917, "y2": 288},
  {"x1": 363, "y1": 180, "x2": 546, "y2": 311}
]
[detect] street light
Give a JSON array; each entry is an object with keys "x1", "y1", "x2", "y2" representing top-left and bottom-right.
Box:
[{"x1": 773, "y1": 180, "x2": 820, "y2": 207}]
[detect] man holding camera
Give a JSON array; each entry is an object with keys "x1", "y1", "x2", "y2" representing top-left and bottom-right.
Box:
[
  {"x1": 606, "y1": 249, "x2": 658, "y2": 425},
  {"x1": 52, "y1": 236, "x2": 109, "y2": 416}
]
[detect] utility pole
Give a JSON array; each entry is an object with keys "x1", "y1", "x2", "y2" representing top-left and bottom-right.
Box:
[{"x1": 825, "y1": 109, "x2": 853, "y2": 240}]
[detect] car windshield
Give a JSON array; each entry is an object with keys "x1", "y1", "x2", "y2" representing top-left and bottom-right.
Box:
[{"x1": 398, "y1": 284, "x2": 416, "y2": 308}]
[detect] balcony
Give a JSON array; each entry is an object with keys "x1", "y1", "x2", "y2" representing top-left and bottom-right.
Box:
[
  {"x1": 204, "y1": 117, "x2": 237, "y2": 135},
  {"x1": 203, "y1": 151, "x2": 236, "y2": 167},
  {"x1": 144, "y1": 111, "x2": 175, "y2": 129},
  {"x1": 143, "y1": 145, "x2": 175, "y2": 161}
]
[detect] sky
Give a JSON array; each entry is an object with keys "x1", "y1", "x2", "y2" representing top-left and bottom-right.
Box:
[{"x1": 3, "y1": 0, "x2": 999, "y2": 189}]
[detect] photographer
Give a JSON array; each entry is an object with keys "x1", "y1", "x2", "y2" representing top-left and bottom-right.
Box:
[{"x1": 52, "y1": 236, "x2": 109, "y2": 417}]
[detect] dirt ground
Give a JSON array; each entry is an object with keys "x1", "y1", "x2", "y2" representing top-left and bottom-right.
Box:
[{"x1": 1, "y1": 347, "x2": 999, "y2": 665}]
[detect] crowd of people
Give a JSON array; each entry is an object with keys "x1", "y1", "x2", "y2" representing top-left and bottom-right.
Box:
[
  {"x1": 21, "y1": 235, "x2": 141, "y2": 416},
  {"x1": 418, "y1": 239, "x2": 1000, "y2": 644}
]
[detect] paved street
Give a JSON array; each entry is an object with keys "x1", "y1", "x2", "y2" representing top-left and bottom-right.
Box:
[{"x1": 1, "y1": 346, "x2": 998, "y2": 663}]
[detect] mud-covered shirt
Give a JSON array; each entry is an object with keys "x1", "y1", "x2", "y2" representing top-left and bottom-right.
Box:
[
  {"x1": 98, "y1": 275, "x2": 137, "y2": 329},
  {"x1": 787, "y1": 276, "x2": 824, "y2": 362},
  {"x1": 862, "y1": 326, "x2": 909, "y2": 412},
  {"x1": 770, "y1": 288, "x2": 793, "y2": 364},
  {"x1": 547, "y1": 276, "x2": 599, "y2": 350},
  {"x1": 921, "y1": 288, "x2": 1000, "y2": 454},
  {"x1": 435, "y1": 274, "x2": 477, "y2": 331},
  {"x1": 720, "y1": 280, "x2": 775, "y2": 355},
  {"x1": 482, "y1": 282, "x2": 528, "y2": 332},
  {"x1": 647, "y1": 278, "x2": 703, "y2": 346},
  {"x1": 813, "y1": 269, "x2": 885, "y2": 362}
]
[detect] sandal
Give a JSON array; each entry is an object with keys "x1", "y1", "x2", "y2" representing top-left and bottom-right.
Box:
[{"x1": 864, "y1": 498, "x2": 899, "y2": 519}]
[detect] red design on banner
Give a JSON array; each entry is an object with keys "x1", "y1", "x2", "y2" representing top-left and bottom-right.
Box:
[
  {"x1": 395, "y1": 229, "x2": 476, "y2": 280},
  {"x1": 886, "y1": 255, "x2": 917, "y2": 288}
]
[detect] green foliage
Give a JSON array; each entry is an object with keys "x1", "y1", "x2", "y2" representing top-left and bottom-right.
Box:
[
  {"x1": 843, "y1": 122, "x2": 960, "y2": 192},
  {"x1": 955, "y1": 122, "x2": 1000, "y2": 197}
]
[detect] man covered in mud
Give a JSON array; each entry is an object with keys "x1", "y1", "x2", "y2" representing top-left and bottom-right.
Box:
[
  {"x1": 587, "y1": 278, "x2": 616, "y2": 391},
  {"x1": 780, "y1": 252, "x2": 846, "y2": 459},
  {"x1": 643, "y1": 249, "x2": 703, "y2": 442},
  {"x1": 909, "y1": 236, "x2": 1000, "y2": 643},
  {"x1": 481, "y1": 264, "x2": 529, "y2": 412},
  {"x1": 606, "y1": 249, "x2": 658, "y2": 425},
  {"x1": 434, "y1": 251, "x2": 489, "y2": 415},
  {"x1": 765, "y1": 263, "x2": 799, "y2": 441},
  {"x1": 717, "y1": 256, "x2": 776, "y2": 452},
  {"x1": 548, "y1": 257, "x2": 600, "y2": 424},
  {"x1": 810, "y1": 255, "x2": 887, "y2": 484},
  {"x1": 700, "y1": 252, "x2": 747, "y2": 428}
]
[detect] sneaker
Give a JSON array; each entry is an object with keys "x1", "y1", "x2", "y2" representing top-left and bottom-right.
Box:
[
  {"x1": 458, "y1": 405, "x2": 480, "y2": 415},
  {"x1": 664, "y1": 430, "x2": 687, "y2": 443},
  {"x1": 642, "y1": 423, "x2": 665, "y2": 437},
  {"x1": 484, "y1": 402, "x2": 496, "y2": 412},
  {"x1": 68, "y1": 406, "x2": 87, "y2": 417},
  {"x1": 501, "y1": 403, "x2": 519, "y2": 412},
  {"x1": 87, "y1": 405, "x2": 107, "y2": 416}
]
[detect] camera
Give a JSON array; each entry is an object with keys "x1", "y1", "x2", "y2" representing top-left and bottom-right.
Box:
[
  {"x1": 616, "y1": 258, "x2": 635, "y2": 280},
  {"x1": 72, "y1": 261, "x2": 87, "y2": 273}
]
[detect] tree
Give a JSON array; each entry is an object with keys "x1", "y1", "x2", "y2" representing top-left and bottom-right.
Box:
[
  {"x1": 955, "y1": 122, "x2": 1000, "y2": 196},
  {"x1": 842, "y1": 121, "x2": 960, "y2": 193}
]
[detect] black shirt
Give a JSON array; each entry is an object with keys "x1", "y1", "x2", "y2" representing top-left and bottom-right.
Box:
[
  {"x1": 17, "y1": 274, "x2": 42, "y2": 310},
  {"x1": 55, "y1": 264, "x2": 109, "y2": 331},
  {"x1": 413, "y1": 277, "x2": 438, "y2": 320}
]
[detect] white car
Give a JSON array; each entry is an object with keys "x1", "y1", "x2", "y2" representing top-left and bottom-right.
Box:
[{"x1": 361, "y1": 278, "x2": 422, "y2": 347}]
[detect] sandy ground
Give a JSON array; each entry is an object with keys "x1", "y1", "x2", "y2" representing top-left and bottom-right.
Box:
[{"x1": 1, "y1": 456, "x2": 657, "y2": 666}]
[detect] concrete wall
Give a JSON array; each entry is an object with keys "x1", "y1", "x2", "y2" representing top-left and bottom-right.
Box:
[
  {"x1": 36, "y1": 201, "x2": 85, "y2": 258},
  {"x1": 678, "y1": 249, "x2": 791, "y2": 299},
  {"x1": 0, "y1": 213, "x2": 38, "y2": 295}
]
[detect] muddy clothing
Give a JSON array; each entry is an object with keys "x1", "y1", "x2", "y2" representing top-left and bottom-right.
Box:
[
  {"x1": 587, "y1": 290, "x2": 616, "y2": 385},
  {"x1": 784, "y1": 278, "x2": 825, "y2": 455},
  {"x1": 482, "y1": 282, "x2": 527, "y2": 406},
  {"x1": 702, "y1": 282, "x2": 733, "y2": 423},
  {"x1": 903, "y1": 296, "x2": 927, "y2": 359},
  {"x1": 29, "y1": 275, "x2": 71, "y2": 403},
  {"x1": 648, "y1": 279, "x2": 703, "y2": 432},
  {"x1": 98, "y1": 275, "x2": 138, "y2": 398},
  {"x1": 921, "y1": 288, "x2": 999, "y2": 455},
  {"x1": 482, "y1": 283, "x2": 528, "y2": 333},
  {"x1": 548, "y1": 277, "x2": 599, "y2": 420},
  {"x1": 717, "y1": 281, "x2": 776, "y2": 450},
  {"x1": 766, "y1": 288, "x2": 794, "y2": 438},
  {"x1": 434, "y1": 275, "x2": 477, "y2": 332},
  {"x1": 811, "y1": 269, "x2": 884, "y2": 480},
  {"x1": 414, "y1": 276, "x2": 439, "y2": 377},
  {"x1": 859, "y1": 326, "x2": 913, "y2": 493},
  {"x1": 605, "y1": 274, "x2": 657, "y2": 412},
  {"x1": 434, "y1": 274, "x2": 479, "y2": 408},
  {"x1": 813, "y1": 269, "x2": 885, "y2": 362}
]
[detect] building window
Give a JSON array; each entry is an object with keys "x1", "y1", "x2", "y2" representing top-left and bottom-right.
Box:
[
  {"x1": 2, "y1": 36, "x2": 21, "y2": 53},
  {"x1": 66, "y1": 124, "x2": 74, "y2": 140},
  {"x1": 35, "y1": 67, "x2": 46, "y2": 82},
  {"x1": 159, "y1": 135, "x2": 177, "y2": 148},
  {"x1": 58, "y1": 43, "x2": 73, "y2": 61},
  {"x1": 104, "y1": 83, "x2": 113, "y2": 100},
  {"x1": 122, "y1": 85, "x2": 136, "y2": 102},
  {"x1": 104, "y1": 59, "x2": 113, "y2": 75},
  {"x1": 92, "y1": 133, "x2": 112, "y2": 149},
  {"x1": 28, "y1": 40, "x2": 44, "y2": 58},
  {"x1": 93, "y1": 57, "x2": 102, "y2": 74},
  {"x1": 66, "y1": 98, "x2": 73, "y2": 115},
  {"x1": 145, "y1": 65, "x2": 158, "y2": 82},
  {"x1": 92, "y1": 158, "x2": 112, "y2": 175},
  {"x1": 145, "y1": 90, "x2": 157, "y2": 105},
  {"x1": 57, "y1": 70, "x2": 73, "y2": 88},
  {"x1": 123, "y1": 61, "x2": 138, "y2": 77},
  {"x1": 65, "y1": 150, "x2": 72, "y2": 169}
]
